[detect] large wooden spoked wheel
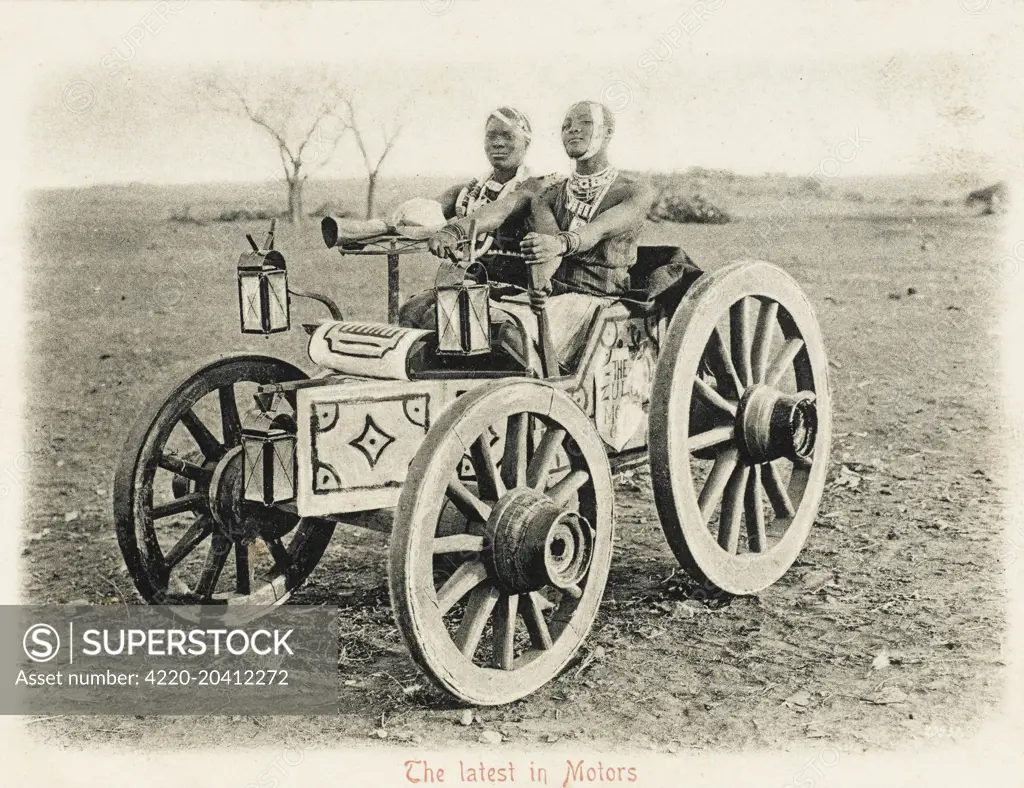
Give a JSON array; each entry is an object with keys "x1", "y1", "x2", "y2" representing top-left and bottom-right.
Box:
[
  {"x1": 649, "y1": 261, "x2": 832, "y2": 595},
  {"x1": 113, "y1": 354, "x2": 335, "y2": 619},
  {"x1": 389, "y1": 380, "x2": 614, "y2": 706}
]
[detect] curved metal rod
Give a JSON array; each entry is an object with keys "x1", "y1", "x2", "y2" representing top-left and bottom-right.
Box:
[
  {"x1": 289, "y1": 287, "x2": 343, "y2": 321},
  {"x1": 490, "y1": 306, "x2": 539, "y2": 378}
]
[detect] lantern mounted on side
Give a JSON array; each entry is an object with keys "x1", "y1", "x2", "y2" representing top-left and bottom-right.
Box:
[
  {"x1": 241, "y1": 394, "x2": 297, "y2": 506},
  {"x1": 238, "y1": 219, "x2": 291, "y2": 335}
]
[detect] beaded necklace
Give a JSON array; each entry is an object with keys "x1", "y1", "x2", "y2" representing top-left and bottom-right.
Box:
[
  {"x1": 563, "y1": 166, "x2": 619, "y2": 232},
  {"x1": 567, "y1": 165, "x2": 618, "y2": 203}
]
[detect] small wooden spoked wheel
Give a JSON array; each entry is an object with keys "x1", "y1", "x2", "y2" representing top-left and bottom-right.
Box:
[
  {"x1": 113, "y1": 354, "x2": 335, "y2": 620},
  {"x1": 649, "y1": 261, "x2": 832, "y2": 595},
  {"x1": 389, "y1": 380, "x2": 614, "y2": 705}
]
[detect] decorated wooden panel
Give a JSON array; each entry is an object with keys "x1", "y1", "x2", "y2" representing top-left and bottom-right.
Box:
[
  {"x1": 295, "y1": 378, "x2": 487, "y2": 516},
  {"x1": 591, "y1": 314, "x2": 661, "y2": 452}
]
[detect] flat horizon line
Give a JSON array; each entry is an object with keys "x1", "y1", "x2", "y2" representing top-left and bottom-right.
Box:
[{"x1": 28, "y1": 168, "x2": 995, "y2": 192}]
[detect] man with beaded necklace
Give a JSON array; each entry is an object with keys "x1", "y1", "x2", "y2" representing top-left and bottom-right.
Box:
[
  {"x1": 426, "y1": 100, "x2": 654, "y2": 365},
  {"x1": 398, "y1": 106, "x2": 546, "y2": 328}
]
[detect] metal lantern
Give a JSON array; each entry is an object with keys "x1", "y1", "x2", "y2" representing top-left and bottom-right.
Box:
[
  {"x1": 435, "y1": 277, "x2": 491, "y2": 355},
  {"x1": 242, "y1": 401, "x2": 297, "y2": 506},
  {"x1": 434, "y1": 221, "x2": 491, "y2": 356},
  {"x1": 237, "y1": 221, "x2": 290, "y2": 335}
]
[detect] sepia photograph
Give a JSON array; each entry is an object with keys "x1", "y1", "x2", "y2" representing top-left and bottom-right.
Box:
[{"x1": 1, "y1": 1, "x2": 1022, "y2": 786}]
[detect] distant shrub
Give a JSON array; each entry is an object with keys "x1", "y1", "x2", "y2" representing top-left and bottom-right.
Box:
[
  {"x1": 214, "y1": 207, "x2": 282, "y2": 223},
  {"x1": 309, "y1": 203, "x2": 356, "y2": 219},
  {"x1": 684, "y1": 166, "x2": 737, "y2": 181},
  {"x1": 843, "y1": 190, "x2": 866, "y2": 202},
  {"x1": 648, "y1": 190, "x2": 731, "y2": 224},
  {"x1": 169, "y1": 205, "x2": 204, "y2": 225},
  {"x1": 966, "y1": 182, "x2": 1008, "y2": 215},
  {"x1": 798, "y1": 177, "x2": 827, "y2": 196},
  {"x1": 910, "y1": 196, "x2": 935, "y2": 206}
]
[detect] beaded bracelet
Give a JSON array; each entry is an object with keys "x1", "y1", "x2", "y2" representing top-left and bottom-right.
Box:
[
  {"x1": 556, "y1": 231, "x2": 582, "y2": 256},
  {"x1": 443, "y1": 222, "x2": 468, "y2": 243}
]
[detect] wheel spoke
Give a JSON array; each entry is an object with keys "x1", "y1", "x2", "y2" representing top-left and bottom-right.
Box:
[
  {"x1": 546, "y1": 469, "x2": 589, "y2": 507},
  {"x1": 432, "y1": 534, "x2": 485, "y2": 554},
  {"x1": 526, "y1": 426, "x2": 566, "y2": 490},
  {"x1": 453, "y1": 584, "x2": 499, "y2": 658},
  {"x1": 158, "y1": 453, "x2": 210, "y2": 483},
  {"x1": 693, "y1": 376, "x2": 737, "y2": 417},
  {"x1": 730, "y1": 298, "x2": 753, "y2": 388},
  {"x1": 762, "y1": 461, "x2": 796, "y2": 519},
  {"x1": 262, "y1": 536, "x2": 292, "y2": 573},
  {"x1": 751, "y1": 300, "x2": 779, "y2": 384},
  {"x1": 436, "y1": 559, "x2": 488, "y2": 615},
  {"x1": 234, "y1": 540, "x2": 251, "y2": 595},
  {"x1": 705, "y1": 327, "x2": 743, "y2": 398},
  {"x1": 470, "y1": 434, "x2": 505, "y2": 501},
  {"x1": 689, "y1": 425, "x2": 735, "y2": 453},
  {"x1": 151, "y1": 492, "x2": 205, "y2": 519},
  {"x1": 745, "y1": 465, "x2": 767, "y2": 552},
  {"x1": 180, "y1": 409, "x2": 225, "y2": 461},
  {"x1": 163, "y1": 515, "x2": 212, "y2": 569},
  {"x1": 491, "y1": 594, "x2": 519, "y2": 670},
  {"x1": 219, "y1": 385, "x2": 243, "y2": 447},
  {"x1": 764, "y1": 337, "x2": 805, "y2": 387},
  {"x1": 718, "y1": 464, "x2": 749, "y2": 554},
  {"x1": 522, "y1": 591, "x2": 553, "y2": 650},
  {"x1": 698, "y1": 447, "x2": 739, "y2": 523},
  {"x1": 502, "y1": 413, "x2": 529, "y2": 490},
  {"x1": 446, "y1": 479, "x2": 492, "y2": 523},
  {"x1": 193, "y1": 532, "x2": 232, "y2": 598}
]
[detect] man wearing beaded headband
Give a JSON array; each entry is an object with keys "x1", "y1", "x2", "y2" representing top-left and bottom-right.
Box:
[
  {"x1": 398, "y1": 107, "x2": 543, "y2": 328},
  {"x1": 425, "y1": 100, "x2": 654, "y2": 366}
]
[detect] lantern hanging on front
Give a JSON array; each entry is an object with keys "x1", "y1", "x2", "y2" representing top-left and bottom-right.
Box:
[
  {"x1": 237, "y1": 220, "x2": 291, "y2": 335},
  {"x1": 433, "y1": 221, "x2": 491, "y2": 356}
]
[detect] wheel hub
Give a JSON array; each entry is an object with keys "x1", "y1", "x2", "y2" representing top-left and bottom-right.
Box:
[
  {"x1": 736, "y1": 384, "x2": 817, "y2": 464},
  {"x1": 486, "y1": 487, "x2": 594, "y2": 595},
  {"x1": 209, "y1": 447, "x2": 296, "y2": 541}
]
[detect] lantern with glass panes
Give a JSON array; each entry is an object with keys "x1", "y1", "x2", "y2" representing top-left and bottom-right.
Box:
[
  {"x1": 237, "y1": 219, "x2": 291, "y2": 335},
  {"x1": 434, "y1": 220, "x2": 492, "y2": 355},
  {"x1": 241, "y1": 393, "x2": 297, "y2": 506}
]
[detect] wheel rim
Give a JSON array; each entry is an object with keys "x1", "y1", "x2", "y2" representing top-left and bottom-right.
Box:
[
  {"x1": 113, "y1": 355, "x2": 335, "y2": 618},
  {"x1": 389, "y1": 381, "x2": 613, "y2": 705},
  {"x1": 650, "y1": 261, "x2": 832, "y2": 595}
]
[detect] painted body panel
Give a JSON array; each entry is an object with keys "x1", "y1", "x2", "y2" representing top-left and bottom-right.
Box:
[{"x1": 293, "y1": 305, "x2": 664, "y2": 518}]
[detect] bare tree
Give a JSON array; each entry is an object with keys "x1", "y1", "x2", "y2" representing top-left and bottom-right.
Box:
[
  {"x1": 344, "y1": 103, "x2": 405, "y2": 219},
  {"x1": 205, "y1": 73, "x2": 352, "y2": 224}
]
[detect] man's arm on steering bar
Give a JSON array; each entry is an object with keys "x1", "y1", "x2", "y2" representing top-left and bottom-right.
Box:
[
  {"x1": 521, "y1": 176, "x2": 654, "y2": 269},
  {"x1": 449, "y1": 175, "x2": 555, "y2": 234},
  {"x1": 521, "y1": 184, "x2": 565, "y2": 284},
  {"x1": 427, "y1": 177, "x2": 547, "y2": 258}
]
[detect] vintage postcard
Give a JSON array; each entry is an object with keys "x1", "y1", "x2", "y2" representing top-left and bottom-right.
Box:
[{"x1": 0, "y1": 1, "x2": 1022, "y2": 786}]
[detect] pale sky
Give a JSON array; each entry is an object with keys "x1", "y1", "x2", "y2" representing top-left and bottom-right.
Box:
[{"x1": 6, "y1": 0, "x2": 1021, "y2": 188}]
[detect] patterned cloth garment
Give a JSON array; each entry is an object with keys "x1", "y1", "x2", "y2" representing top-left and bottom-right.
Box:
[{"x1": 550, "y1": 171, "x2": 643, "y2": 297}]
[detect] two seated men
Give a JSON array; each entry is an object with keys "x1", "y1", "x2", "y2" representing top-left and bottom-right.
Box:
[{"x1": 400, "y1": 100, "x2": 693, "y2": 367}]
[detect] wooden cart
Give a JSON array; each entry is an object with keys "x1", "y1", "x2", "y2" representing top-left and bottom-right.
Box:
[{"x1": 113, "y1": 219, "x2": 831, "y2": 705}]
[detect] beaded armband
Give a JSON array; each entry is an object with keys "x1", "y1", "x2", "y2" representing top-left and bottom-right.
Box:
[
  {"x1": 442, "y1": 222, "x2": 468, "y2": 243},
  {"x1": 556, "y1": 231, "x2": 582, "y2": 257}
]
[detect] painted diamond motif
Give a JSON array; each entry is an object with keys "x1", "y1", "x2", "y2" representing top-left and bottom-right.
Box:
[{"x1": 349, "y1": 415, "x2": 395, "y2": 468}]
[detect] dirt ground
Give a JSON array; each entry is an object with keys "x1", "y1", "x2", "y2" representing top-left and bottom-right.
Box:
[{"x1": 19, "y1": 177, "x2": 1006, "y2": 754}]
